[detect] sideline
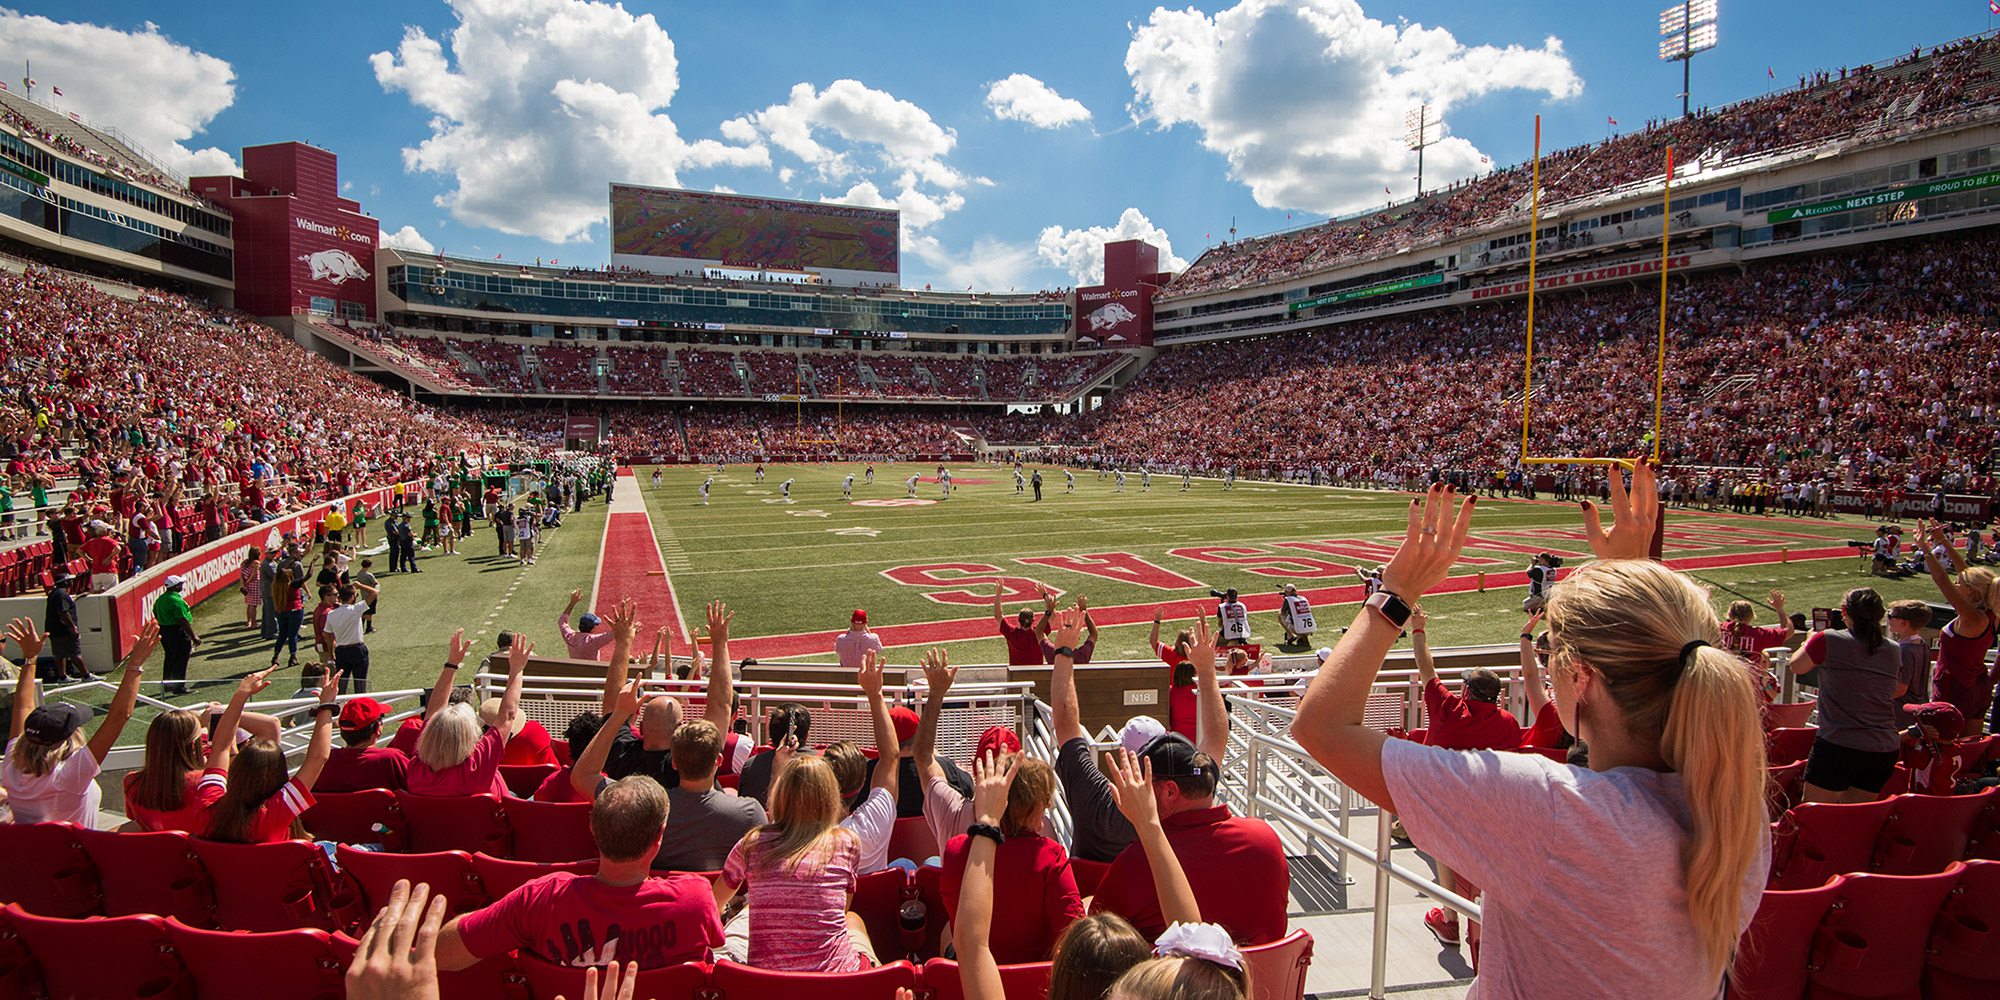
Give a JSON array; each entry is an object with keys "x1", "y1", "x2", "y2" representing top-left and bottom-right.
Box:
[{"x1": 591, "y1": 470, "x2": 694, "y2": 657}]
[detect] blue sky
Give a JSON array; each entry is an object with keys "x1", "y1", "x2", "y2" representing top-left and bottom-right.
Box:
[{"x1": 8, "y1": 1, "x2": 1993, "y2": 290}]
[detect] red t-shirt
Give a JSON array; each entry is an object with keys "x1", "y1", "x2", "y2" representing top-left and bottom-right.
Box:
[
  {"x1": 939, "y1": 831, "x2": 1085, "y2": 964},
  {"x1": 1168, "y1": 683, "x2": 1198, "y2": 742},
  {"x1": 1090, "y1": 804, "x2": 1289, "y2": 945},
  {"x1": 196, "y1": 768, "x2": 315, "y2": 844},
  {"x1": 998, "y1": 620, "x2": 1043, "y2": 666},
  {"x1": 316, "y1": 745, "x2": 410, "y2": 793},
  {"x1": 502, "y1": 721, "x2": 559, "y2": 767},
  {"x1": 1422, "y1": 678, "x2": 1524, "y2": 751},
  {"x1": 123, "y1": 769, "x2": 222, "y2": 834},
  {"x1": 1520, "y1": 700, "x2": 1567, "y2": 750},
  {"x1": 82, "y1": 535, "x2": 122, "y2": 573},
  {"x1": 534, "y1": 767, "x2": 592, "y2": 803},
  {"x1": 455, "y1": 871, "x2": 725, "y2": 969},
  {"x1": 404, "y1": 726, "x2": 508, "y2": 798}
]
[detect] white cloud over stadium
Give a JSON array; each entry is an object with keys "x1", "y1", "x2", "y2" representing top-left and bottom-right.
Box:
[
  {"x1": 381, "y1": 225, "x2": 436, "y2": 254},
  {"x1": 1124, "y1": 0, "x2": 1581, "y2": 215},
  {"x1": 1038, "y1": 208, "x2": 1189, "y2": 286},
  {"x1": 369, "y1": 0, "x2": 767, "y2": 243},
  {"x1": 986, "y1": 74, "x2": 1093, "y2": 129},
  {"x1": 0, "y1": 10, "x2": 239, "y2": 176}
]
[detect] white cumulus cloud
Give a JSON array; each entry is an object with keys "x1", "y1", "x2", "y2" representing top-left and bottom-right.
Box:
[
  {"x1": 1037, "y1": 208, "x2": 1188, "y2": 286},
  {"x1": 1124, "y1": 0, "x2": 1580, "y2": 215},
  {"x1": 370, "y1": 0, "x2": 767, "y2": 243},
  {"x1": 381, "y1": 224, "x2": 435, "y2": 254},
  {"x1": 985, "y1": 73, "x2": 1092, "y2": 129},
  {"x1": 0, "y1": 10, "x2": 239, "y2": 176},
  {"x1": 731, "y1": 79, "x2": 976, "y2": 191}
]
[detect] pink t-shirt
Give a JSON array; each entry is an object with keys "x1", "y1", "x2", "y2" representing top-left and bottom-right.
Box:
[
  {"x1": 455, "y1": 871, "x2": 723, "y2": 969},
  {"x1": 404, "y1": 726, "x2": 508, "y2": 798},
  {"x1": 721, "y1": 829, "x2": 866, "y2": 972}
]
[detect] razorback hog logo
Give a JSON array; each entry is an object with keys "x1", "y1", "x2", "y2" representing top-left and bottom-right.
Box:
[
  {"x1": 1087, "y1": 302, "x2": 1137, "y2": 332},
  {"x1": 300, "y1": 249, "x2": 369, "y2": 285}
]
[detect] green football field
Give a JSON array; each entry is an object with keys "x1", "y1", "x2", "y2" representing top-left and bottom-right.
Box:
[{"x1": 167, "y1": 460, "x2": 1940, "y2": 703}]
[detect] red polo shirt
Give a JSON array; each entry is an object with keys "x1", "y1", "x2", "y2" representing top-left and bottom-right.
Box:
[
  {"x1": 998, "y1": 620, "x2": 1043, "y2": 666},
  {"x1": 1422, "y1": 678, "x2": 1523, "y2": 751},
  {"x1": 1089, "y1": 803, "x2": 1288, "y2": 944}
]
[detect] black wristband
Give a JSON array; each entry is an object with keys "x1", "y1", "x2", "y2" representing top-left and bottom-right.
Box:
[
  {"x1": 314, "y1": 703, "x2": 339, "y2": 716},
  {"x1": 967, "y1": 823, "x2": 1005, "y2": 845},
  {"x1": 1051, "y1": 646, "x2": 1075, "y2": 660},
  {"x1": 1520, "y1": 633, "x2": 1535, "y2": 639}
]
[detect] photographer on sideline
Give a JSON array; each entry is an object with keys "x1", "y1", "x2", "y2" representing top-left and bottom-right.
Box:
[
  {"x1": 1211, "y1": 588, "x2": 1251, "y2": 648},
  {"x1": 1523, "y1": 552, "x2": 1562, "y2": 613}
]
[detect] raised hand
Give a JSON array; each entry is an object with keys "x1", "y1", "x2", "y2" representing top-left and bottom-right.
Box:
[
  {"x1": 1187, "y1": 616, "x2": 1216, "y2": 667},
  {"x1": 506, "y1": 638, "x2": 533, "y2": 676},
  {"x1": 5, "y1": 617, "x2": 44, "y2": 662},
  {"x1": 857, "y1": 648, "x2": 885, "y2": 697},
  {"x1": 124, "y1": 619, "x2": 161, "y2": 668},
  {"x1": 445, "y1": 628, "x2": 471, "y2": 666},
  {"x1": 1580, "y1": 461, "x2": 1657, "y2": 561},
  {"x1": 1409, "y1": 606, "x2": 1428, "y2": 633},
  {"x1": 568, "y1": 588, "x2": 583, "y2": 605},
  {"x1": 920, "y1": 647, "x2": 955, "y2": 698},
  {"x1": 1048, "y1": 608, "x2": 1085, "y2": 649},
  {"x1": 970, "y1": 749, "x2": 1018, "y2": 825},
  {"x1": 1106, "y1": 748, "x2": 1159, "y2": 829},
  {"x1": 1380, "y1": 483, "x2": 1477, "y2": 597},
  {"x1": 320, "y1": 670, "x2": 344, "y2": 703},
  {"x1": 614, "y1": 676, "x2": 643, "y2": 718},
  {"x1": 1523, "y1": 609, "x2": 1544, "y2": 635},
  {"x1": 1769, "y1": 590, "x2": 1786, "y2": 610},
  {"x1": 344, "y1": 879, "x2": 447, "y2": 1000},
  {"x1": 238, "y1": 666, "x2": 277, "y2": 698},
  {"x1": 1076, "y1": 593, "x2": 1089, "y2": 614},
  {"x1": 705, "y1": 599, "x2": 732, "y2": 644}
]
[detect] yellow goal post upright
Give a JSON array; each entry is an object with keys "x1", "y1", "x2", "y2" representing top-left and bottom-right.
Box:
[{"x1": 1517, "y1": 116, "x2": 1677, "y2": 476}]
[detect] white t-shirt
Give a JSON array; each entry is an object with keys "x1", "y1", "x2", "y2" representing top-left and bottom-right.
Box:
[
  {"x1": 3, "y1": 737, "x2": 104, "y2": 827},
  {"x1": 840, "y1": 786, "x2": 895, "y2": 874},
  {"x1": 1382, "y1": 739, "x2": 1767, "y2": 1000},
  {"x1": 326, "y1": 600, "x2": 369, "y2": 647}
]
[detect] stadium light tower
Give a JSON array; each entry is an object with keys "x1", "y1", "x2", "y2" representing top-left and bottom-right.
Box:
[
  {"x1": 1404, "y1": 104, "x2": 1434, "y2": 197},
  {"x1": 1659, "y1": 0, "x2": 1719, "y2": 119}
]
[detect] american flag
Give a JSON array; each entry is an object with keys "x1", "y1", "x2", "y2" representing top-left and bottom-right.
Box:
[
  {"x1": 1608, "y1": 117, "x2": 1619, "y2": 126},
  {"x1": 51, "y1": 85, "x2": 62, "y2": 97},
  {"x1": 1991, "y1": 1, "x2": 1999, "y2": 15}
]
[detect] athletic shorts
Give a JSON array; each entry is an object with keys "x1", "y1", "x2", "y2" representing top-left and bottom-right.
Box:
[{"x1": 1802, "y1": 736, "x2": 1898, "y2": 793}]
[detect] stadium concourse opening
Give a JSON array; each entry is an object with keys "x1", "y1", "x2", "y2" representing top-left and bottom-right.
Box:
[{"x1": 8, "y1": 20, "x2": 2000, "y2": 1000}]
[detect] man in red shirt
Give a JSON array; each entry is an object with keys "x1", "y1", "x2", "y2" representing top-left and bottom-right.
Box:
[
  {"x1": 316, "y1": 697, "x2": 410, "y2": 793},
  {"x1": 435, "y1": 776, "x2": 724, "y2": 970},
  {"x1": 992, "y1": 585, "x2": 1044, "y2": 666},
  {"x1": 1088, "y1": 733, "x2": 1289, "y2": 945},
  {"x1": 81, "y1": 520, "x2": 124, "y2": 592}
]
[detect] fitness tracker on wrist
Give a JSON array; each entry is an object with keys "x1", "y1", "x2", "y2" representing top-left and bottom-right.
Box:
[
  {"x1": 1051, "y1": 646, "x2": 1075, "y2": 660},
  {"x1": 1365, "y1": 591, "x2": 1413, "y2": 629}
]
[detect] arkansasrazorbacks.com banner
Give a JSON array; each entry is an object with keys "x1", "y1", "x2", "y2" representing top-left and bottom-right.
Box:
[{"x1": 104, "y1": 482, "x2": 424, "y2": 659}]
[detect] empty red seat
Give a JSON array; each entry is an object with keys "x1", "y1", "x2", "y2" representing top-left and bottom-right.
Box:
[
  {"x1": 921, "y1": 957, "x2": 1052, "y2": 1000},
  {"x1": 516, "y1": 954, "x2": 710, "y2": 999},
  {"x1": 336, "y1": 846, "x2": 489, "y2": 917},
  {"x1": 500, "y1": 763, "x2": 559, "y2": 798},
  {"x1": 0, "y1": 823, "x2": 99, "y2": 918},
  {"x1": 188, "y1": 838, "x2": 356, "y2": 932},
  {"x1": 72, "y1": 826, "x2": 215, "y2": 926},
  {"x1": 1732, "y1": 875, "x2": 1847, "y2": 1000},
  {"x1": 301, "y1": 788, "x2": 405, "y2": 849},
  {"x1": 1765, "y1": 761, "x2": 1808, "y2": 820},
  {"x1": 165, "y1": 918, "x2": 344, "y2": 1000},
  {"x1": 1241, "y1": 929, "x2": 1315, "y2": 1000},
  {"x1": 1925, "y1": 860, "x2": 2000, "y2": 999},
  {"x1": 471, "y1": 853, "x2": 598, "y2": 899},
  {"x1": 1768, "y1": 799, "x2": 1895, "y2": 891},
  {"x1": 887, "y1": 815, "x2": 939, "y2": 864},
  {"x1": 710, "y1": 958, "x2": 920, "y2": 1000},
  {"x1": 851, "y1": 868, "x2": 914, "y2": 961},
  {"x1": 1872, "y1": 788, "x2": 1995, "y2": 875},
  {"x1": 500, "y1": 798, "x2": 596, "y2": 863},
  {"x1": 1806, "y1": 863, "x2": 1965, "y2": 1000},
  {"x1": 1765, "y1": 700, "x2": 1817, "y2": 729},
  {"x1": 396, "y1": 792, "x2": 512, "y2": 855},
  {"x1": 2, "y1": 905, "x2": 189, "y2": 999},
  {"x1": 1768, "y1": 727, "x2": 1818, "y2": 766}
]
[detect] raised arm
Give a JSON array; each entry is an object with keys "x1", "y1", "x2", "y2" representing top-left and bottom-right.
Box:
[
  {"x1": 859, "y1": 649, "x2": 899, "y2": 800},
  {"x1": 1410, "y1": 607, "x2": 1437, "y2": 686},
  {"x1": 1148, "y1": 609, "x2": 1163, "y2": 654},
  {"x1": 1293, "y1": 486, "x2": 1476, "y2": 812},
  {"x1": 1768, "y1": 590, "x2": 1794, "y2": 644},
  {"x1": 500, "y1": 638, "x2": 529, "y2": 732},
  {"x1": 702, "y1": 600, "x2": 734, "y2": 734},
  {"x1": 294, "y1": 669, "x2": 344, "y2": 790},
  {"x1": 598, "y1": 598, "x2": 640, "y2": 715},
  {"x1": 207, "y1": 667, "x2": 277, "y2": 770},
  {"x1": 953, "y1": 752, "x2": 1018, "y2": 1000},
  {"x1": 991, "y1": 584, "x2": 1007, "y2": 628},
  {"x1": 1518, "y1": 610, "x2": 1549, "y2": 718},
  {"x1": 572, "y1": 678, "x2": 642, "y2": 799},
  {"x1": 6, "y1": 618, "x2": 45, "y2": 744},
  {"x1": 913, "y1": 647, "x2": 955, "y2": 782},
  {"x1": 1187, "y1": 618, "x2": 1228, "y2": 763},
  {"x1": 1049, "y1": 609, "x2": 1087, "y2": 744},
  {"x1": 1107, "y1": 749, "x2": 1200, "y2": 926},
  {"x1": 86, "y1": 621, "x2": 159, "y2": 764},
  {"x1": 425, "y1": 629, "x2": 472, "y2": 721}
]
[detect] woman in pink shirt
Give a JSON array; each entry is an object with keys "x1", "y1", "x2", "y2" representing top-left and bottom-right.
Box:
[
  {"x1": 715, "y1": 754, "x2": 873, "y2": 972},
  {"x1": 407, "y1": 632, "x2": 526, "y2": 798}
]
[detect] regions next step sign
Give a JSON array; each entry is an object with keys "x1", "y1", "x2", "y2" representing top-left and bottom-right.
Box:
[{"x1": 1765, "y1": 170, "x2": 2000, "y2": 224}]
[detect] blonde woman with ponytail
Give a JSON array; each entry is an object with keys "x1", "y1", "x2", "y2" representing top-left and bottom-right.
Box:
[
  {"x1": 1292, "y1": 463, "x2": 1767, "y2": 999},
  {"x1": 1914, "y1": 520, "x2": 1996, "y2": 731}
]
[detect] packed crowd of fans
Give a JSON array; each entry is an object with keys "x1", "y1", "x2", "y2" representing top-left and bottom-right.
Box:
[
  {"x1": 0, "y1": 97, "x2": 222, "y2": 211},
  {"x1": 1164, "y1": 36, "x2": 2000, "y2": 298}
]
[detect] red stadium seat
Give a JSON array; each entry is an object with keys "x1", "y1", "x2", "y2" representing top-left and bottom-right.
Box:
[
  {"x1": 1765, "y1": 700, "x2": 1817, "y2": 730},
  {"x1": 1871, "y1": 788, "x2": 1995, "y2": 875},
  {"x1": 1241, "y1": 929, "x2": 1315, "y2": 1000},
  {"x1": 500, "y1": 763, "x2": 559, "y2": 798},
  {"x1": 471, "y1": 853, "x2": 598, "y2": 898},
  {"x1": 1925, "y1": 860, "x2": 2000, "y2": 999},
  {"x1": 1069, "y1": 858, "x2": 1112, "y2": 899},
  {"x1": 1971, "y1": 792, "x2": 2000, "y2": 860},
  {"x1": 1878, "y1": 763, "x2": 1910, "y2": 798},
  {"x1": 187, "y1": 838, "x2": 357, "y2": 932},
  {"x1": 1767, "y1": 727, "x2": 1818, "y2": 766},
  {"x1": 1805, "y1": 863, "x2": 1966, "y2": 1000},
  {"x1": 1, "y1": 905, "x2": 190, "y2": 999},
  {"x1": 1765, "y1": 761, "x2": 1808, "y2": 820},
  {"x1": 1732, "y1": 875, "x2": 1847, "y2": 1000},
  {"x1": 301, "y1": 789, "x2": 405, "y2": 849},
  {"x1": 920, "y1": 958, "x2": 1052, "y2": 1000},
  {"x1": 396, "y1": 792, "x2": 512, "y2": 855},
  {"x1": 164, "y1": 918, "x2": 345, "y2": 1000},
  {"x1": 710, "y1": 958, "x2": 920, "y2": 1000},
  {"x1": 0, "y1": 822, "x2": 99, "y2": 918},
  {"x1": 516, "y1": 954, "x2": 710, "y2": 1000},
  {"x1": 850, "y1": 868, "x2": 914, "y2": 961},
  {"x1": 887, "y1": 815, "x2": 939, "y2": 864},
  {"x1": 1768, "y1": 799, "x2": 1895, "y2": 891},
  {"x1": 500, "y1": 798, "x2": 596, "y2": 863},
  {"x1": 336, "y1": 846, "x2": 488, "y2": 917},
  {"x1": 72, "y1": 827, "x2": 216, "y2": 926},
  {"x1": 0, "y1": 909, "x2": 44, "y2": 999}
]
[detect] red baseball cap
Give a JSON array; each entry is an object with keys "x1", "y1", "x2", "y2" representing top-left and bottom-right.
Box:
[
  {"x1": 852, "y1": 609, "x2": 868, "y2": 625},
  {"x1": 976, "y1": 725, "x2": 1021, "y2": 759},
  {"x1": 890, "y1": 706, "x2": 920, "y2": 744},
  {"x1": 338, "y1": 697, "x2": 388, "y2": 731}
]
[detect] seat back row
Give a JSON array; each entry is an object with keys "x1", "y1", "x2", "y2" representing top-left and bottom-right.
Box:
[
  {"x1": 1766, "y1": 787, "x2": 2000, "y2": 891},
  {"x1": 301, "y1": 790, "x2": 598, "y2": 862}
]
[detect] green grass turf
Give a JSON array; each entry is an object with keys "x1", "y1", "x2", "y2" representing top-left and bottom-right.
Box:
[{"x1": 642, "y1": 462, "x2": 1944, "y2": 665}]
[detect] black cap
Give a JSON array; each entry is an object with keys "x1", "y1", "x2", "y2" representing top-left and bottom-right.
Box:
[
  {"x1": 24, "y1": 702, "x2": 88, "y2": 743},
  {"x1": 1140, "y1": 732, "x2": 1218, "y2": 785}
]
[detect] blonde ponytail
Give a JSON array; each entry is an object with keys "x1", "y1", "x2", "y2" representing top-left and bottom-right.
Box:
[{"x1": 1660, "y1": 644, "x2": 1766, "y2": 982}]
